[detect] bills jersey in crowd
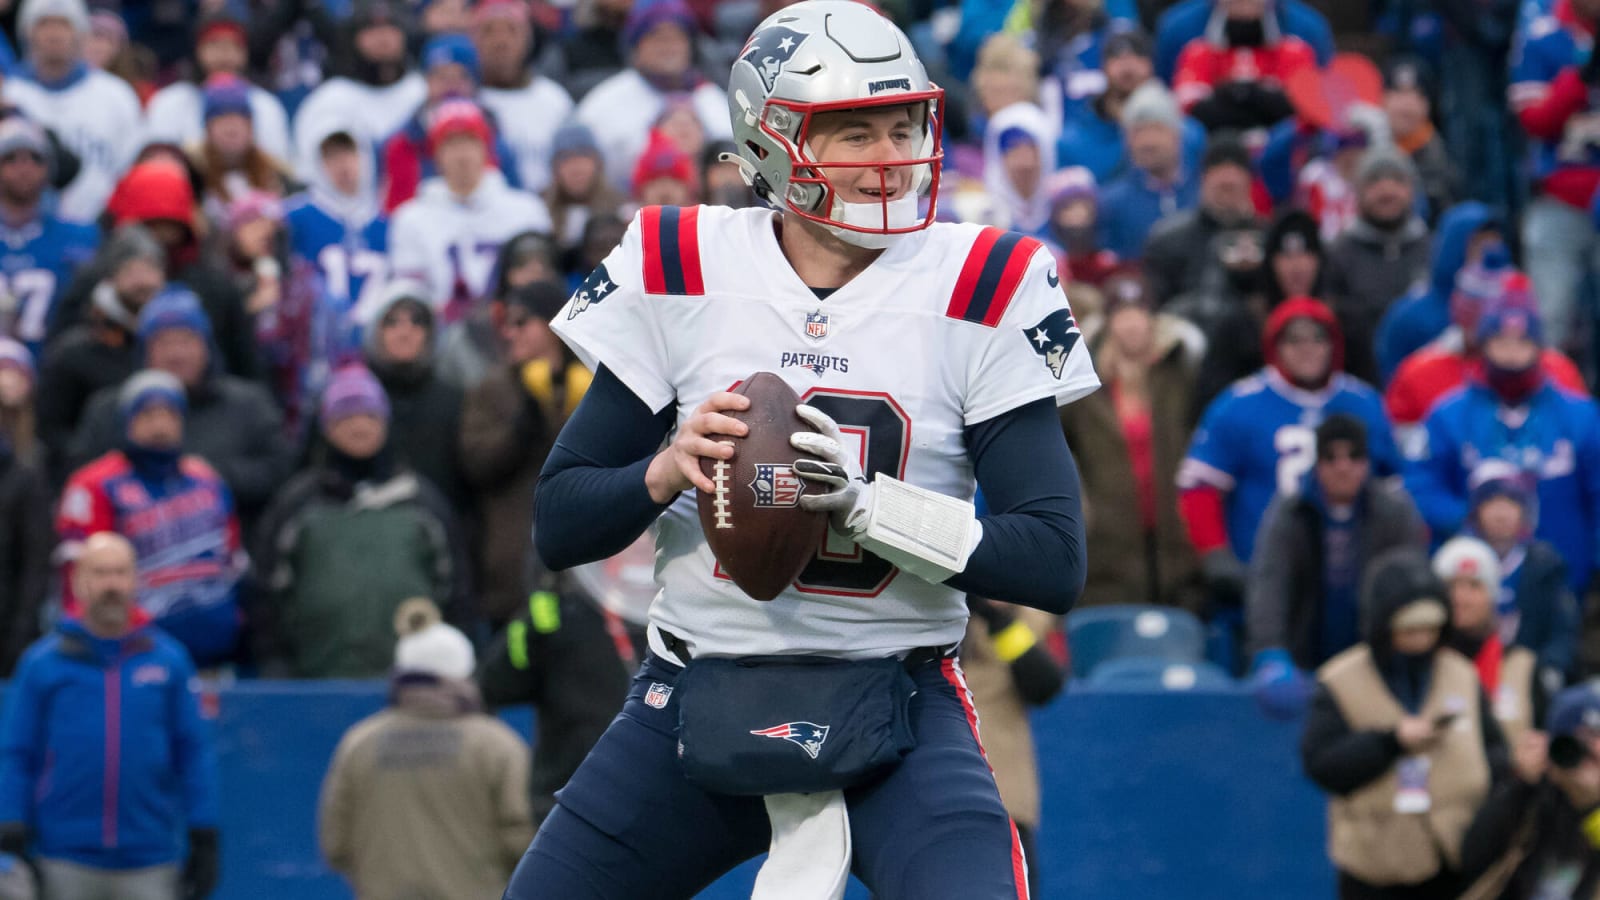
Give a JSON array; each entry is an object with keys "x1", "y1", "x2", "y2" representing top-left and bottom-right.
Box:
[
  {"x1": 0, "y1": 216, "x2": 99, "y2": 355},
  {"x1": 1179, "y1": 369, "x2": 1400, "y2": 561},
  {"x1": 553, "y1": 205, "x2": 1098, "y2": 660},
  {"x1": 284, "y1": 195, "x2": 390, "y2": 355}
]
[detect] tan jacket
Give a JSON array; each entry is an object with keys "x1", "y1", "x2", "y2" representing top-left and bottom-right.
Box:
[
  {"x1": 1492, "y1": 647, "x2": 1537, "y2": 749},
  {"x1": 319, "y1": 680, "x2": 534, "y2": 900},
  {"x1": 960, "y1": 607, "x2": 1060, "y2": 829},
  {"x1": 1321, "y1": 645, "x2": 1491, "y2": 886}
]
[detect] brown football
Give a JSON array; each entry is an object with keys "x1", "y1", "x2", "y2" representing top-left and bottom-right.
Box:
[{"x1": 697, "y1": 372, "x2": 828, "y2": 601}]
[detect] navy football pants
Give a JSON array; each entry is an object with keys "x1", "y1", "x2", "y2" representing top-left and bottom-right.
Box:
[{"x1": 501, "y1": 652, "x2": 1030, "y2": 900}]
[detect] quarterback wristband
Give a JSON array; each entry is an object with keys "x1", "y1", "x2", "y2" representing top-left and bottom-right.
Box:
[
  {"x1": 851, "y1": 475, "x2": 982, "y2": 583},
  {"x1": 991, "y1": 620, "x2": 1038, "y2": 663}
]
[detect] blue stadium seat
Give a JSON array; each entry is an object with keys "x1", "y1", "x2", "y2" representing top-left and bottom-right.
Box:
[
  {"x1": 1065, "y1": 604, "x2": 1206, "y2": 680},
  {"x1": 1082, "y1": 657, "x2": 1236, "y2": 692}
]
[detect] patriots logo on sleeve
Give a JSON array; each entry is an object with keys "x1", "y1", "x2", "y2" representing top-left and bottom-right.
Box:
[
  {"x1": 1023, "y1": 308, "x2": 1080, "y2": 379},
  {"x1": 741, "y1": 25, "x2": 808, "y2": 92},
  {"x1": 567, "y1": 262, "x2": 617, "y2": 320},
  {"x1": 750, "y1": 721, "x2": 830, "y2": 759}
]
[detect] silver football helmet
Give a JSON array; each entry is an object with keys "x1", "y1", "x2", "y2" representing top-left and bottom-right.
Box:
[{"x1": 726, "y1": 0, "x2": 944, "y2": 247}]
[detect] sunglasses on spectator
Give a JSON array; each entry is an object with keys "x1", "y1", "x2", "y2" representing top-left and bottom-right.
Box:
[
  {"x1": 1318, "y1": 449, "x2": 1366, "y2": 464},
  {"x1": 382, "y1": 309, "x2": 428, "y2": 327},
  {"x1": 0, "y1": 150, "x2": 44, "y2": 165},
  {"x1": 1551, "y1": 735, "x2": 1592, "y2": 770}
]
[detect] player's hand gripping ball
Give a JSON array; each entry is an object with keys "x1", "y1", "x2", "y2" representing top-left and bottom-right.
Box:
[{"x1": 696, "y1": 372, "x2": 828, "y2": 600}]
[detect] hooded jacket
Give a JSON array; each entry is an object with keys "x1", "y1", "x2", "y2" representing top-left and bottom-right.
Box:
[
  {"x1": 1323, "y1": 212, "x2": 1434, "y2": 384},
  {"x1": 1375, "y1": 202, "x2": 1496, "y2": 384},
  {"x1": 0, "y1": 439, "x2": 50, "y2": 674},
  {"x1": 0, "y1": 617, "x2": 218, "y2": 868},
  {"x1": 387, "y1": 171, "x2": 551, "y2": 324},
  {"x1": 379, "y1": 101, "x2": 525, "y2": 214},
  {"x1": 981, "y1": 102, "x2": 1059, "y2": 236},
  {"x1": 1301, "y1": 550, "x2": 1506, "y2": 887}
]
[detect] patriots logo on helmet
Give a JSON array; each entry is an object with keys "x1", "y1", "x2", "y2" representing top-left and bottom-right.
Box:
[
  {"x1": 566, "y1": 262, "x2": 617, "y2": 320},
  {"x1": 750, "y1": 463, "x2": 805, "y2": 507},
  {"x1": 750, "y1": 721, "x2": 830, "y2": 759},
  {"x1": 741, "y1": 25, "x2": 808, "y2": 92},
  {"x1": 1024, "y1": 308, "x2": 1080, "y2": 379}
]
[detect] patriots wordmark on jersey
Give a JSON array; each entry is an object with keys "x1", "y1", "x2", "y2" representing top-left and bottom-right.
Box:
[{"x1": 554, "y1": 204, "x2": 1098, "y2": 659}]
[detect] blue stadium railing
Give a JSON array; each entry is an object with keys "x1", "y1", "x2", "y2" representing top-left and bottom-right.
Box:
[{"x1": 0, "y1": 679, "x2": 1335, "y2": 900}]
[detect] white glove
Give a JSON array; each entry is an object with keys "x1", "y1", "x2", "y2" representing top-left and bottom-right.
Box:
[{"x1": 790, "y1": 404, "x2": 872, "y2": 536}]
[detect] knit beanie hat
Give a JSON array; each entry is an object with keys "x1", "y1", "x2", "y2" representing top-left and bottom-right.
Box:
[
  {"x1": 0, "y1": 338, "x2": 35, "y2": 385},
  {"x1": 1120, "y1": 82, "x2": 1181, "y2": 133},
  {"x1": 202, "y1": 74, "x2": 253, "y2": 123},
  {"x1": 137, "y1": 287, "x2": 212, "y2": 344},
  {"x1": 19, "y1": 0, "x2": 88, "y2": 38},
  {"x1": 1433, "y1": 536, "x2": 1501, "y2": 591},
  {"x1": 320, "y1": 365, "x2": 390, "y2": 425},
  {"x1": 393, "y1": 598, "x2": 476, "y2": 680},
  {"x1": 117, "y1": 369, "x2": 186, "y2": 421}
]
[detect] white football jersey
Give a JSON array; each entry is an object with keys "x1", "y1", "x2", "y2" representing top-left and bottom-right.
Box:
[{"x1": 553, "y1": 205, "x2": 1098, "y2": 659}]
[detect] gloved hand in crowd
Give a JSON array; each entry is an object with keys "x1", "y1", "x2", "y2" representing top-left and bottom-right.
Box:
[
  {"x1": 1200, "y1": 548, "x2": 1248, "y2": 602},
  {"x1": 0, "y1": 825, "x2": 24, "y2": 861},
  {"x1": 1249, "y1": 648, "x2": 1314, "y2": 720},
  {"x1": 183, "y1": 828, "x2": 220, "y2": 900}
]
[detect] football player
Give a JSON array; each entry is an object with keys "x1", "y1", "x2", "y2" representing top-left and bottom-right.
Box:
[{"x1": 506, "y1": 3, "x2": 1096, "y2": 898}]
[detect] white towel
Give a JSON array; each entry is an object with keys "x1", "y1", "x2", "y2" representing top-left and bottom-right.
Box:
[{"x1": 751, "y1": 792, "x2": 852, "y2": 900}]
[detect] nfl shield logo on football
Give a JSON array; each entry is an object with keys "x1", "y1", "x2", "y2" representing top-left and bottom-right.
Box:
[
  {"x1": 750, "y1": 463, "x2": 804, "y2": 507},
  {"x1": 645, "y1": 682, "x2": 673, "y2": 709},
  {"x1": 804, "y1": 310, "x2": 829, "y2": 340}
]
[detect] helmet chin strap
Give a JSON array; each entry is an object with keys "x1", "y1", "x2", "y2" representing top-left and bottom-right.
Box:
[{"x1": 822, "y1": 193, "x2": 919, "y2": 249}]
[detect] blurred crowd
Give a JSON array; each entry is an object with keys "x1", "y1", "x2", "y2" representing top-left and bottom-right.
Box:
[{"x1": 0, "y1": 0, "x2": 1598, "y2": 894}]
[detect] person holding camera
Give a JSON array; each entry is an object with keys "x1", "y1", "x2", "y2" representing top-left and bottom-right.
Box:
[
  {"x1": 1458, "y1": 683, "x2": 1600, "y2": 898},
  {"x1": 1301, "y1": 548, "x2": 1508, "y2": 900}
]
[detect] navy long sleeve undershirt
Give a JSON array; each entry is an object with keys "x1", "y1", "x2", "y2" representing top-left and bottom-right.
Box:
[{"x1": 534, "y1": 366, "x2": 1087, "y2": 614}]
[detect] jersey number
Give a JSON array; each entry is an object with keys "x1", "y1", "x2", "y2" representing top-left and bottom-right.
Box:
[
  {"x1": 4, "y1": 269, "x2": 57, "y2": 344},
  {"x1": 792, "y1": 389, "x2": 911, "y2": 597},
  {"x1": 316, "y1": 246, "x2": 388, "y2": 322},
  {"x1": 1274, "y1": 424, "x2": 1316, "y2": 496}
]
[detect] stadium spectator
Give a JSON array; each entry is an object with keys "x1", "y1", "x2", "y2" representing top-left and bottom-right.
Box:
[
  {"x1": 0, "y1": 339, "x2": 40, "y2": 471},
  {"x1": 360, "y1": 280, "x2": 470, "y2": 515},
  {"x1": 1322, "y1": 145, "x2": 1434, "y2": 384},
  {"x1": 1437, "y1": 536, "x2": 1547, "y2": 749},
  {"x1": 1143, "y1": 136, "x2": 1257, "y2": 306},
  {"x1": 57, "y1": 369, "x2": 247, "y2": 667},
  {"x1": 461, "y1": 280, "x2": 585, "y2": 623},
  {"x1": 1057, "y1": 26, "x2": 1204, "y2": 183},
  {"x1": 1170, "y1": 0, "x2": 1314, "y2": 133},
  {"x1": 142, "y1": 12, "x2": 292, "y2": 162},
  {"x1": 1461, "y1": 464, "x2": 1581, "y2": 682},
  {"x1": 1458, "y1": 684, "x2": 1600, "y2": 897},
  {"x1": 82, "y1": 159, "x2": 264, "y2": 382},
  {"x1": 280, "y1": 127, "x2": 388, "y2": 415},
  {"x1": 1261, "y1": 207, "x2": 1324, "y2": 307},
  {"x1": 437, "y1": 231, "x2": 562, "y2": 390},
  {"x1": 967, "y1": 33, "x2": 1040, "y2": 145},
  {"x1": 1508, "y1": 0, "x2": 1600, "y2": 355},
  {"x1": 700, "y1": 139, "x2": 754, "y2": 211},
  {"x1": 959, "y1": 595, "x2": 1067, "y2": 899},
  {"x1": 1405, "y1": 293, "x2": 1600, "y2": 595},
  {"x1": 0, "y1": 119, "x2": 98, "y2": 358},
  {"x1": 187, "y1": 75, "x2": 298, "y2": 221},
  {"x1": 475, "y1": 0, "x2": 575, "y2": 193},
  {"x1": 1178, "y1": 298, "x2": 1399, "y2": 603},
  {"x1": 979, "y1": 101, "x2": 1058, "y2": 236},
  {"x1": 319, "y1": 599, "x2": 532, "y2": 900},
  {"x1": 1247, "y1": 415, "x2": 1425, "y2": 717},
  {"x1": 0, "y1": 362, "x2": 50, "y2": 675},
  {"x1": 4, "y1": 0, "x2": 142, "y2": 223},
  {"x1": 542, "y1": 123, "x2": 625, "y2": 263},
  {"x1": 1167, "y1": 219, "x2": 1271, "y2": 410},
  {"x1": 1301, "y1": 549, "x2": 1505, "y2": 900},
  {"x1": 574, "y1": 0, "x2": 732, "y2": 194},
  {"x1": 380, "y1": 34, "x2": 525, "y2": 214},
  {"x1": 291, "y1": 0, "x2": 425, "y2": 176},
  {"x1": 253, "y1": 365, "x2": 469, "y2": 678},
  {"x1": 551, "y1": 0, "x2": 632, "y2": 95},
  {"x1": 1374, "y1": 202, "x2": 1504, "y2": 385},
  {"x1": 86, "y1": 8, "x2": 153, "y2": 104},
  {"x1": 1061, "y1": 272, "x2": 1204, "y2": 609},
  {"x1": 0, "y1": 532, "x2": 220, "y2": 900},
  {"x1": 34, "y1": 225, "x2": 165, "y2": 482},
  {"x1": 1028, "y1": 0, "x2": 1134, "y2": 127},
  {"x1": 225, "y1": 192, "x2": 286, "y2": 320},
  {"x1": 1152, "y1": 0, "x2": 1333, "y2": 82},
  {"x1": 1044, "y1": 167, "x2": 1120, "y2": 287},
  {"x1": 630, "y1": 129, "x2": 699, "y2": 208},
  {"x1": 477, "y1": 578, "x2": 630, "y2": 825},
  {"x1": 1386, "y1": 270, "x2": 1586, "y2": 452},
  {"x1": 1383, "y1": 60, "x2": 1458, "y2": 223},
  {"x1": 66, "y1": 288, "x2": 293, "y2": 521},
  {"x1": 1096, "y1": 82, "x2": 1196, "y2": 258},
  {"x1": 388, "y1": 99, "x2": 552, "y2": 324}
]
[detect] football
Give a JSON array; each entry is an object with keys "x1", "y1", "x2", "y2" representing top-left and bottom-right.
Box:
[{"x1": 696, "y1": 372, "x2": 828, "y2": 601}]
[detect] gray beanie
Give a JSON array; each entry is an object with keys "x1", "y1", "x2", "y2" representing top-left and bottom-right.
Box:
[
  {"x1": 1356, "y1": 144, "x2": 1418, "y2": 187},
  {"x1": 103, "y1": 224, "x2": 167, "y2": 274},
  {"x1": 19, "y1": 0, "x2": 89, "y2": 38},
  {"x1": 1120, "y1": 82, "x2": 1182, "y2": 133}
]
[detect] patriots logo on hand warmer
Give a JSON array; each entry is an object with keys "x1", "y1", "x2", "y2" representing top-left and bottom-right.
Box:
[
  {"x1": 751, "y1": 721, "x2": 830, "y2": 759},
  {"x1": 1023, "y1": 308, "x2": 1080, "y2": 379}
]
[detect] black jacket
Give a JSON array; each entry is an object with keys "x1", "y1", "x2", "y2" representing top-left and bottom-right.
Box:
[
  {"x1": 0, "y1": 442, "x2": 51, "y2": 674},
  {"x1": 369, "y1": 360, "x2": 470, "y2": 517},
  {"x1": 35, "y1": 317, "x2": 141, "y2": 485},
  {"x1": 1459, "y1": 777, "x2": 1600, "y2": 898}
]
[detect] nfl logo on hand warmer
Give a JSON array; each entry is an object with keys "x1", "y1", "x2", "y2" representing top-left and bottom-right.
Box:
[
  {"x1": 645, "y1": 683, "x2": 673, "y2": 709},
  {"x1": 751, "y1": 722, "x2": 830, "y2": 759}
]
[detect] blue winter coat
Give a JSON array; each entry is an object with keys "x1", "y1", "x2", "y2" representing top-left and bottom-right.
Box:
[{"x1": 1374, "y1": 202, "x2": 1497, "y2": 385}]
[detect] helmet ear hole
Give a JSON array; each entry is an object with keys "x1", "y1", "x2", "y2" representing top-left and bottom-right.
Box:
[{"x1": 744, "y1": 140, "x2": 769, "y2": 161}]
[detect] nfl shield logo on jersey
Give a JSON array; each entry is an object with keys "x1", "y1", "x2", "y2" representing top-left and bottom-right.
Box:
[
  {"x1": 645, "y1": 682, "x2": 673, "y2": 709},
  {"x1": 749, "y1": 464, "x2": 805, "y2": 507},
  {"x1": 804, "y1": 310, "x2": 829, "y2": 340}
]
